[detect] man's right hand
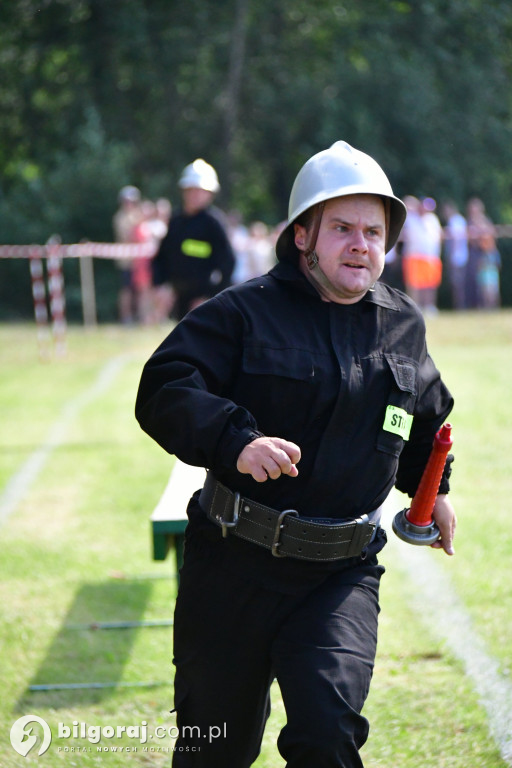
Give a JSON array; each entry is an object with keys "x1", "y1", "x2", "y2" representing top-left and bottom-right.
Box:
[{"x1": 236, "y1": 437, "x2": 301, "y2": 483}]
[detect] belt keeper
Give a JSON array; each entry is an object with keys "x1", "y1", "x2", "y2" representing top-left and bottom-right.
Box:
[
  {"x1": 271, "y1": 509, "x2": 298, "y2": 558},
  {"x1": 346, "y1": 515, "x2": 371, "y2": 558},
  {"x1": 221, "y1": 491, "x2": 241, "y2": 538}
]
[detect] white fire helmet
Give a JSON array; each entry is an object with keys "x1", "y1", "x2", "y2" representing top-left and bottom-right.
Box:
[
  {"x1": 276, "y1": 141, "x2": 407, "y2": 260},
  {"x1": 178, "y1": 159, "x2": 220, "y2": 194}
]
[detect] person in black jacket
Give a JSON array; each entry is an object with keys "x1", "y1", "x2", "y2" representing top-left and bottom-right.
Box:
[
  {"x1": 152, "y1": 158, "x2": 235, "y2": 320},
  {"x1": 136, "y1": 141, "x2": 456, "y2": 768}
]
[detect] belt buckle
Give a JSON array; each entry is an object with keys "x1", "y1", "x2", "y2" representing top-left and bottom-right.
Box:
[
  {"x1": 219, "y1": 492, "x2": 241, "y2": 538},
  {"x1": 272, "y1": 509, "x2": 299, "y2": 558}
]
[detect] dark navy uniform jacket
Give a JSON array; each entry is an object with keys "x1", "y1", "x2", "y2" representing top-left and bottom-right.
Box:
[
  {"x1": 152, "y1": 207, "x2": 235, "y2": 296},
  {"x1": 136, "y1": 260, "x2": 453, "y2": 590}
]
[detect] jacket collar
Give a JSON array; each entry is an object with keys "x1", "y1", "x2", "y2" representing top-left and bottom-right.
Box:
[
  {"x1": 269, "y1": 261, "x2": 401, "y2": 311},
  {"x1": 364, "y1": 282, "x2": 401, "y2": 311}
]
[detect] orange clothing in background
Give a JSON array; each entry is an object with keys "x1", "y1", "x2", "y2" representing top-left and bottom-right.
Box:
[{"x1": 402, "y1": 254, "x2": 442, "y2": 290}]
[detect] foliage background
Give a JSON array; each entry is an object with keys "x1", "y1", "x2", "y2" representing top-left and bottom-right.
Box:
[{"x1": 2, "y1": 0, "x2": 512, "y2": 318}]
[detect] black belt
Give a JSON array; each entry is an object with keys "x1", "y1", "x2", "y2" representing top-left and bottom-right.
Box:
[{"x1": 199, "y1": 473, "x2": 376, "y2": 562}]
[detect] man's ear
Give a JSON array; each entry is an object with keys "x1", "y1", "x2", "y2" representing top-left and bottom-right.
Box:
[{"x1": 294, "y1": 223, "x2": 307, "y2": 252}]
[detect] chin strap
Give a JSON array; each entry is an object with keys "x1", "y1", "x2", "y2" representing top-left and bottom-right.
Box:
[
  {"x1": 303, "y1": 202, "x2": 325, "y2": 270},
  {"x1": 383, "y1": 198, "x2": 391, "y2": 251},
  {"x1": 303, "y1": 201, "x2": 345, "y2": 297}
]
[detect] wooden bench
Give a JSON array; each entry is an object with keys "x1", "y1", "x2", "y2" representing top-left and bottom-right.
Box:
[{"x1": 150, "y1": 459, "x2": 206, "y2": 574}]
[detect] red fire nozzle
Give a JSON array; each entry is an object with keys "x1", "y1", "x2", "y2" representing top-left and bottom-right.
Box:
[{"x1": 392, "y1": 423, "x2": 453, "y2": 546}]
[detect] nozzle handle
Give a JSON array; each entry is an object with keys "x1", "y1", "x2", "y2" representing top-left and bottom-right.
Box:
[{"x1": 406, "y1": 423, "x2": 453, "y2": 527}]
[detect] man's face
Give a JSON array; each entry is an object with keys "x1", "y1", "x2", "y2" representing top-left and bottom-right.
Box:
[
  {"x1": 182, "y1": 187, "x2": 214, "y2": 215},
  {"x1": 294, "y1": 194, "x2": 386, "y2": 304}
]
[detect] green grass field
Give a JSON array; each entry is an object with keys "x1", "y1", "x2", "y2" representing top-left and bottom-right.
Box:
[{"x1": 1, "y1": 314, "x2": 511, "y2": 767}]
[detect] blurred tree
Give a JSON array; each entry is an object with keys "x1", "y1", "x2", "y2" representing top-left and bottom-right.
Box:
[{"x1": 1, "y1": 0, "x2": 512, "y2": 314}]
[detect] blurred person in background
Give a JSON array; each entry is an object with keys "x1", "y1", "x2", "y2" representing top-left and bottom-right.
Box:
[
  {"x1": 227, "y1": 210, "x2": 251, "y2": 284},
  {"x1": 152, "y1": 159, "x2": 235, "y2": 320},
  {"x1": 131, "y1": 199, "x2": 172, "y2": 324},
  {"x1": 245, "y1": 221, "x2": 276, "y2": 279},
  {"x1": 442, "y1": 201, "x2": 469, "y2": 310},
  {"x1": 155, "y1": 197, "x2": 173, "y2": 234},
  {"x1": 401, "y1": 195, "x2": 422, "y2": 298},
  {"x1": 466, "y1": 197, "x2": 501, "y2": 309},
  {"x1": 477, "y1": 241, "x2": 501, "y2": 309},
  {"x1": 112, "y1": 185, "x2": 142, "y2": 324},
  {"x1": 402, "y1": 196, "x2": 443, "y2": 313}
]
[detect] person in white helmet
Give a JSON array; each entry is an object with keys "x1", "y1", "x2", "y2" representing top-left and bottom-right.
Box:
[
  {"x1": 136, "y1": 142, "x2": 456, "y2": 767},
  {"x1": 152, "y1": 159, "x2": 235, "y2": 320}
]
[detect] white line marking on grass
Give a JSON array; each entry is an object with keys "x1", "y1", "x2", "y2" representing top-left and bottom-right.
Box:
[
  {"x1": 0, "y1": 355, "x2": 129, "y2": 527},
  {"x1": 382, "y1": 502, "x2": 512, "y2": 764}
]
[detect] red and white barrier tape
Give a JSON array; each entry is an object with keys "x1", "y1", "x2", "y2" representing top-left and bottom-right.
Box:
[
  {"x1": 1, "y1": 241, "x2": 159, "y2": 360},
  {"x1": 0, "y1": 242, "x2": 157, "y2": 260}
]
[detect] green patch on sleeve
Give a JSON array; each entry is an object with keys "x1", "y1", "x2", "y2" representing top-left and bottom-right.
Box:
[{"x1": 383, "y1": 405, "x2": 413, "y2": 440}]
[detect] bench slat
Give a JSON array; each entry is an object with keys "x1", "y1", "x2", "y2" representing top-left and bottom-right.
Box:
[{"x1": 150, "y1": 460, "x2": 206, "y2": 563}]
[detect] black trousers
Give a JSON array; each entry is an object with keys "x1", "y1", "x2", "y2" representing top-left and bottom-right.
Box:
[{"x1": 171, "y1": 542, "x2": 385, "y2": 768}]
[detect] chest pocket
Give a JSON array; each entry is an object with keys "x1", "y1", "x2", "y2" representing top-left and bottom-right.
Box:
[
  {"x1": 240, "y1": 346, "x2": 318, "y2": 434},
  {"x1": 242, "y1": 346, "x2": 315, "y2": 381},
  {"x1": 376, "y1": 354, "x2": 418, "y2": 457}
]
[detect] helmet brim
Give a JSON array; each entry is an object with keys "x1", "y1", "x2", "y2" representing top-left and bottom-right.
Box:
[{"x1": 275, "y1": 192, "x2": 406, "y2": 262}]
